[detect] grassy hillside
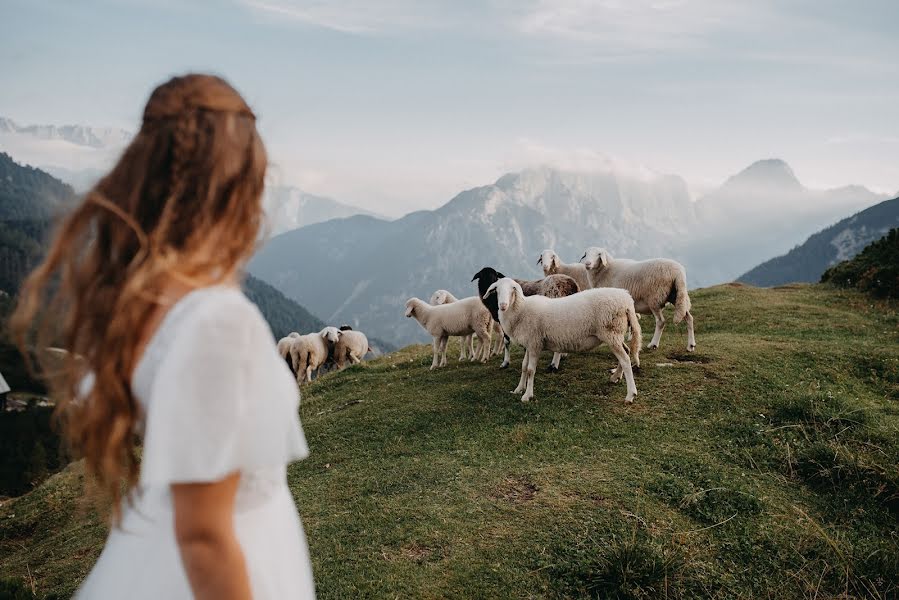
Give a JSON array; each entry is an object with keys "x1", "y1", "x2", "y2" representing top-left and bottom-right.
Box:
[{"x1": 2, "y1": 284, "x2": 898, "y2": 598}]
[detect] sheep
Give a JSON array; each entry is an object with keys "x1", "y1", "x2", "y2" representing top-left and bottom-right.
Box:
[
  {"x1": 484, "y1": 277, "x2": 642, "y2": 403},
  {"x1": 471, "y1": 267, "x2": 580, "y2": 370},
  {"x1": 581, "y1": 247, "x2": 695, "y2": 352},
  {"x1": 538, "y1": 249, "x2": 592, "y2": 292},
  {"x1": 277, "y1": 332, "x2": 301, "y2": 375},
  {"x1": 429, "y1": 289, "x2": 477, "y2": 361},
  {"x1": 289, "y1": 328, "x2": 337, "y2": 384},
  {"x1": 332, "y1": 328, "x2": 372, "y2": 369},
  {"x1": 404, "y1": 296, "x2": 492, "y2": 369}
]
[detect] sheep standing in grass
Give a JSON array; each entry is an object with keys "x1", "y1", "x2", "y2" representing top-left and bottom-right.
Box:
[
  {"x1": 484, "y1": 278, "x2": 641, "y2": 403},
  {"x1": 582, "y1": 247, "x2": 695, "y2": 352},
  {"x1": 404, "y1": 296, "x2": 492, "y2": 369},
  {"x1": 538, "y1": 249, "x2": 592, "y2": 292},
  {"x1": 332, "y1": 328, "x2": 372, "y2": 369},
  {"x1": 277, "y1": 332, "x2": 300, "y2": 374},
  {"x1": 430, "y1": 290, "x2": 477, "y2": 361},
  {"x1": 290, "y1": 328, "x2": 337, "y2": 384},
  {"x1": 471, "y1": 267, "x2": 580, "y2": 370}
]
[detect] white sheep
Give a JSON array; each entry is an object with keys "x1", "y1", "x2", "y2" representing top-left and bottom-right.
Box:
[
  {"x1": 430, "y1": 289, "x2": 477, "y2": 361},
  {"x1": 484, "y1": 278, "x2": 641, "y2": 403},
  {"x1": 290, "y1": 328, "x2": 336, "y2": 384},
  {"x1": 404, "y1": 296, "x2": 492, "y2": 369},
  {"x1": 582, "y1": 247, "x2": 695, "y2": 352},
  {"x1": 332, "y1": 329, "x2": 372, "y2": 369},
  {"x1": 538, "y1": 249, "x2": 592, "y2": 292},
  {"x1": 277, "y1": 332, "x2": 301, "y2": 374}
]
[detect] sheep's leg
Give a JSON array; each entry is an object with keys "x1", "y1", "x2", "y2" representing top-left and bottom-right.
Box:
[
  {"x1": 306, "y1": 365, "x2": 314, "y2": 383},
  {"x1": 520, "y1": 347, "x2": 540, "y2": 403},
  {"x1": 469, "y1": 335, "x2": 478, "y2": 361},
  {"x1": 439, "y1": 336, "x2": 449, "y2": 367},
  {"x1": 685, "y1": 311, "x2": 696, "y2": 352},
  {"x1": 430, "y1": 338, "x2": 440, "y2": 370},
  {"x1": 513, "y1": 350, "x2": 528, "y2": 394},
  {"x1": 458, "y1": 335, "x2": 468, "y2": 361},
  {"x1": 501, "y1": 334, "x2": 512, "y2": 369},
  {"x1": 648, "y1": 307, "x2": 666, "y2": 350},
  {"x1": 610, "y1": 342, "x2": 637, "y2": 403},
  {"x1": 476, "y1": 330, "x2": 490, "y2": 363},
  {"x1": 547, "y1": 352, "x2": 562, "y2": 372}
]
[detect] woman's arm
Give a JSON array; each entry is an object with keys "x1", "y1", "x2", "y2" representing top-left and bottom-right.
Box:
[{"x1": 172, "y1": 472, "x2": 252, "y2": 600}]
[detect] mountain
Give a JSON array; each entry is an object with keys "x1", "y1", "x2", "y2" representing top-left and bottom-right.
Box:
[
  {"x1": 739, "y1": 197, "x2": 899, "y2": 287},
  {"x1": 250, "y1": 166, "x2": 698, "y2": 348},
  {"x1": 683, "y1": 159, "x2": 886, "y2": 285},
  {"x1": 242, "y1": 274, "x2": 324, "y2": 337},
  {"x1": 0, "y1": 117, "x2": 131, "y2": 149},
  {"x1": 0, "y1": 152, "x2": 77, "y2": 221},
  {"x1": 262, "y1": 186, "x2": 381, "y2": 235},
  {"x1": 0, "y1": 152, "x2": 326, "y2": 340},
  {"x1": 822, "y1": 227, "x2": 899, "y2": 299},
  {"x1": 250, "y1": 162, "x2": 886, "y2": 348},
  {"x1": 0, "y1": 117, "x2": 131, "y2": 194}
]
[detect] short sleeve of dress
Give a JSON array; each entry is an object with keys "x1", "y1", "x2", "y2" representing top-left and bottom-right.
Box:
[{"x1": 138, "y1": 290, "x2": 308, "y2": 486}]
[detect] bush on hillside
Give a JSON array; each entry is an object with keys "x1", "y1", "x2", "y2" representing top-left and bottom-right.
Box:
[{"x1": 821, "y1": 228, "x2": 899, "y2": 299}]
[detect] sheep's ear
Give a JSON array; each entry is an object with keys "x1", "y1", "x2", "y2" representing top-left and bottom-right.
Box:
[
  {"x1": 580, "y1": 252, "x2": 587, "y2": 262},
  {"x1": 599, "y1": 251, "x2": 609, "y2": 267},
  {"x1": 536, "y1": 255, "x2": 543, "y2": 265},
  {"x1": 483, "y1": 282, "x2": 498, "y2": 299}
]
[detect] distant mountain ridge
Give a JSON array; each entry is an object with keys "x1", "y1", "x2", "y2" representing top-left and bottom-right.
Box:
[
  {"x1": 263, "y1": 186, "x2": 383, "y2": 235},
  {"x1": 0, "y1": 117, "x2": 131, "y2": 149},
  {"x1": 683, "y1": 159, "x2": 886, "y2": 285},
  {"x1": 738, "y1": 196, "x2": 899, "y2": 286}
]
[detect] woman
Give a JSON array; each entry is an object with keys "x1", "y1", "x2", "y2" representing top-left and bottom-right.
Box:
[{"x1": 11, "y1": 74, "x2": 315, "y2": 599}]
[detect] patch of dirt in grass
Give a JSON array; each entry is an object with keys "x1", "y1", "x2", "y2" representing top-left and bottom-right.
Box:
[
  {"x1": 489, "y1": 475, "x2": 538, "y2": 503},
  {"x1": 666, "y1": 351, "x2": 712, "y2": 364},
  {"x1": 381, "y1": 542, "x2": 437, "y2": 564}
]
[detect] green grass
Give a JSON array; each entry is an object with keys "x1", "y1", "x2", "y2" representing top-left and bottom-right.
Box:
[{"x1": 2, "y1": 283, "x2": 898, "y2": 598}]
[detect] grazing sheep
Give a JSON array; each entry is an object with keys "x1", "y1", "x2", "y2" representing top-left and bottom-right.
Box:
[
  {"x1": 333, "y1": 328, "x2": 372, "y2": 369},
  {"x1": 471, "y1": 267, "x2": 580, "y2": 370},
  {"x1": 290, "y1": 328, "x2": 337, "y2": 384},
  {"x1": 581, "y1": 247, "x2": 695, "y2": 352},
  {"x1": 277, "y1": 332, "x2": 301, "y2": 374},
  {"x1": 484, "y1": 278, "x2": 641, "y2": 403},
  {"x1": 538, "y1": 249, "x2": 592, "y2": 292},
  {"x1": 404, "y1": 296, "x2": 492, "y2": 369},
  {"x1": 430, "y1": 289, "x2": 477, "y2": 361}
]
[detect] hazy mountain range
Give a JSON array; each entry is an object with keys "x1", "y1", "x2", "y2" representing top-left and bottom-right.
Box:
[
  {"x1": 739, "y1": 196, "x2": 899, "y2": 286},
  {"x1": 249, "y1": 162, "x2": 887, "y2": 347},
  {"x1": 2, "y1": 117, "x2": 891, "y2": 348}
]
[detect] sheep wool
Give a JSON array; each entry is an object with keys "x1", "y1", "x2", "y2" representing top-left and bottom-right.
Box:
[
  {"x1": 485, "y1": 278, "x2": 641, "y2": 403},
  {"x1": 582, "y1": 247, "x2": 696, "y2": 351}
]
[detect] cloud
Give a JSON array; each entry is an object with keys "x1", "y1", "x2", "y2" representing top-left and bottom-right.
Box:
[
  {"x1": 238, "y1": 0, "x2": 448, "y2": 34},
  {"x1": 506, "y1": 137, "x2": 663, "y2": 182},
  {"x1": 506, "y1": 0, "x2": 762, "y2": 53},
  {"x1": 825, "y1": 133, "x2": 899, "y2": 146}
]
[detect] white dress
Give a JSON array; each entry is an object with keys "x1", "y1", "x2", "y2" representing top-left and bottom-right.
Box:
[{"x1": 76, "y1": 286, "x2": 315, "y2": 599}]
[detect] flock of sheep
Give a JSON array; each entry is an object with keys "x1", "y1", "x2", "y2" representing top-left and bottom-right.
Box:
[
  {"x1": 404, "y1": 247, "x2": 696, "y2": 404},
  {"x1": 277, "y1": 325, "x2": 372, "y2": 385}
]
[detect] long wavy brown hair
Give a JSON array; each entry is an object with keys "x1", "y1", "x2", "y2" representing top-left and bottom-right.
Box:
[{"x1": 10, "y1": 74, "x2": 267, "y2": 518}]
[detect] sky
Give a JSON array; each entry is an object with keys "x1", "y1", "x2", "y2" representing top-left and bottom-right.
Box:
[{"x1": 2, "y1": 0, "x2": 898, "y2": 216}]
